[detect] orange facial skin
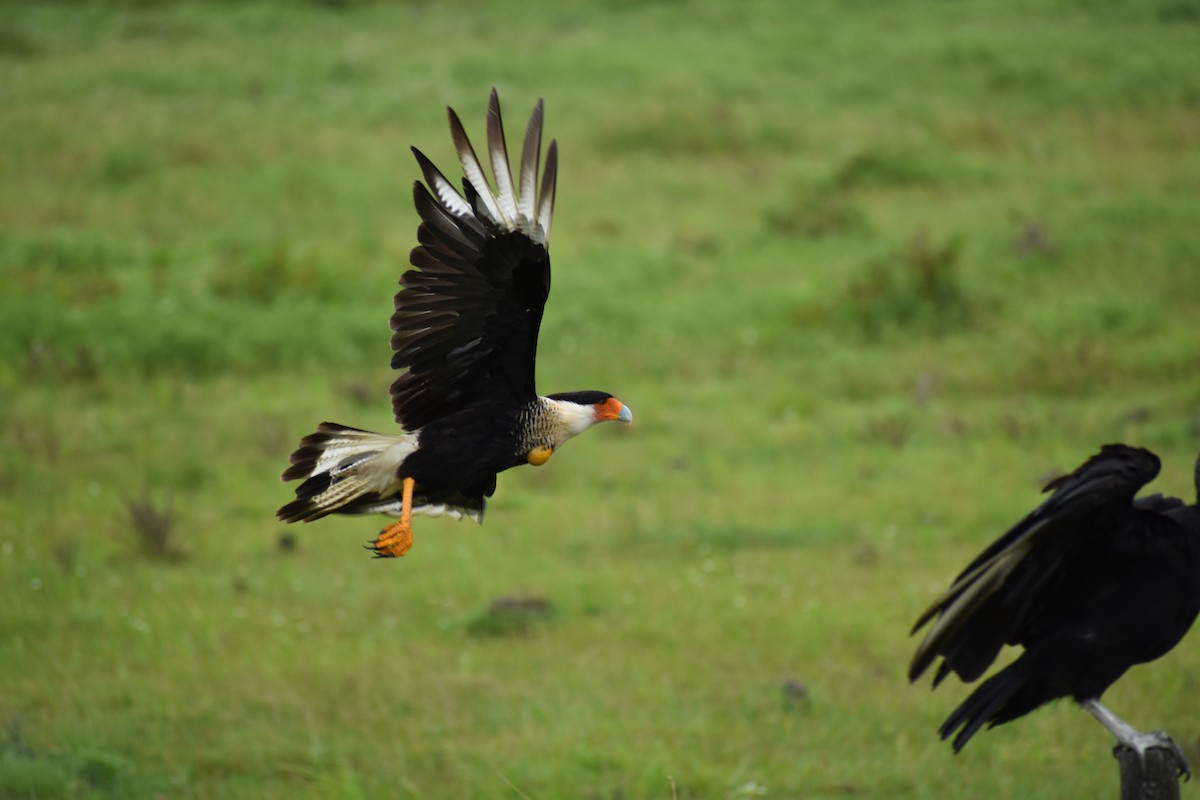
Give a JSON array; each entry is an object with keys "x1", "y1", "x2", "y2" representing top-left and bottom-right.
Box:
[{"x1": 594, "y1": 397, "x2": 628, "y2": 422}]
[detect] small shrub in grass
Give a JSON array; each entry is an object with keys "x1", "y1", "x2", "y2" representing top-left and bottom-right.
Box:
[
  {"x1": 1013, "y1": 219, "x2": 1055, "y2": 259},
  {"x1": 95, "y1": 144, "x2": 157, "y2": 188},
  {"x1": 0, "y1": 721, "x2": 59, "y2": 799},
  {"x1": 763, "y1": 184, "x2": 869, "y2": 239},
  {"x1": 255, "y1": 416, "x2": 292, "y2": 459},
  {"x1": 0, "y1": 753, "x2": 70, "y2": 799},
  {"x1": 465, "y1": 595, "x2": 554, "y2": 637},
  {"x1": 864, "y1": 413, "x2": 915, "y2": 449},
  {"x1": 51, "y1": 540, "x2": 77, "y2": 574},
  {"x1": 22, "y1": 341, "x2": 102, "y2": 383},
  {"x1": 845, "y1": 229, "x2": 973, "y2": 338},
  {"x1": 0, "y1": 26, "x2": 42, "y2": 58},
  {"x1": 3, "y1": 718, "x2": 32, "y2": 759},
  {"x1": 208, "y1": 244, "x2": 322, "y2": 306},
  {"x1": 593, "y1": 101, "x2": 792, "y2": 158},
  {"x1": 126, "y1": 491, "x2": 185, "y2": 562},
  {"x1": 829, "y1": 145, "x2": 942, "y2": 191},
  {"x1": 0, "y1": 744, "x2": 129, "y2": 798},
  {"x1": 1158, "y1": 0, "x2": 1200, "y2": 21},
  {"x1": 73, "y1": 751, "x2": 128, "y2": 792},
  {"x1": 779, "y1": 677, "x2": 810, "y2": 711},
  {"x1": 340, "y1": 375, "x2": 379, "y2": 408}
]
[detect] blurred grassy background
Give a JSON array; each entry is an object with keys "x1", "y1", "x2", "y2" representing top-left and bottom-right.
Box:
[{"x1": 2, "y1": 0, "x2": 1199, "y2": 797}]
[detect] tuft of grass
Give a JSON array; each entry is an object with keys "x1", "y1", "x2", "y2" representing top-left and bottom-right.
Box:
[
  {"x1": 593, "y1": 100, "x2": 795, "y2": 158},
  {"x1": 1013, "y1": 219, "x2": 1056, "y2": 259},
  {"x1": 94, "y1": 144, "x2": 159, "y2": 188},
  {"x1": 0, "y1": 752, "x2": 72, "y2": 800},
  {"x1": 73, "y1": 751, "x2": 129, "y2": 792},
  {"x1": 125, "y1": 491, "x2": 184, "y2": 562},
  {"x1": 0, "y1": 26, "x2": 42, "y2": 59},
  {"x1": 865, "y1": 413, "x2": 916, "y2": 450},
  {"x1": 206, "y1": 242, "x2": 356, "y2": 306},
  {"x1": 465, "y1": 595, "x2": 556, "y2": 638},
  {"x1": 830, "y1": 146, "x2": 946, "y2": 191},
  {"x1": 763, "y1": 183, "x2": 869, "y2": 240},
  {"x1": 0, "y1": 719, "x2": 135, "y2": 798},
  {"x1": 845, "y1": 229, "x2": 973, "y2": 339}
]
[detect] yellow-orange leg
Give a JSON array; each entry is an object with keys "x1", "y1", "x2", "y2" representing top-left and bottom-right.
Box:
[{"x1": 368, "y1": 477, "x2": 415, "y2": 558}]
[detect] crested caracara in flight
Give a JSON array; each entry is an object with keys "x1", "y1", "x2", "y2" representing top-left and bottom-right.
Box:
[
  {"x1": 277, "y1": 89, "x2": 632, "y2": 558},
  {"x1": 909, "y1": 444, "x2": 1200, "y2": 776}
]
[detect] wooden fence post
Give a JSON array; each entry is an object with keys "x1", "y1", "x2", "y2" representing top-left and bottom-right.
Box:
[{"x1": 1115, "y1": 746, "x2": 1184, "y2": 800}]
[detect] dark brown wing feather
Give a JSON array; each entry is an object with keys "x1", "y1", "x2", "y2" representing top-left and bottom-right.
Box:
[
  {"x1": 908, "y1": 444, "x2": 1164, "y2": 683},
  {"x1": 389, "y1": 89, "x2": 557, "y2": 431}
]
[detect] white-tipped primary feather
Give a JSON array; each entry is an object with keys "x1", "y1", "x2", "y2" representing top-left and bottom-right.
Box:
[
  {"x1": 486, "y1": 89, "x2": 519, "y2": 228},
  {"x1": 413, "y1": 149, "x2": 478, "y2": 225},
  {"x1": 537, "y1": 139, "x2": 557, "y2": 244},
  {"x1": 433, "y1": 175, "x2": 475, "y2": 221},
  {"x1": 518, "y1": 99, "x2": 543, "y2": 235},
  {"x1": 448, "y1": 107, "x2": 504, "y2": 229},
  {"x1": 437, "y1": 91, "x2": 556, "y2": 246}
]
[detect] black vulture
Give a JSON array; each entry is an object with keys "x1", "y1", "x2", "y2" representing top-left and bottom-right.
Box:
[
  {"x1": 278, "y1": 89, "x2": 632, "y2": 558},
  {"x1": 909, "y1": 444, "x2": 1200, "y2": 775}
]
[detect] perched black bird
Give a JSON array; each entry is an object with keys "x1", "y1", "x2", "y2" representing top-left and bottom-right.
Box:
[
  {"x1": 277, "y1": 90, "x2": 632, "y2": 558},
  {"x1": 909, "y1": 445, "x2": 1200, "y2": 774}
]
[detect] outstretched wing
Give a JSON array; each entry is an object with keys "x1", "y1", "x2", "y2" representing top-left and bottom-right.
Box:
[
  {"x1": 390, "y1": 89, "x2": 559, "y2": 431},
  {"x1": 908, "y1": 444, "x2": 1162, "y2": 684}
]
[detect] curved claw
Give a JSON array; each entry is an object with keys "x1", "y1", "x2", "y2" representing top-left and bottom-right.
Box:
[
  {"x1": 366, "y1": 478, "x2": 416, "y2": 559},
  {"x1": 1116, "y1": 731, "x2": 1192, "y2": 782},
  {"x1": 364, "y1": 543, "x2": 396, "y2": 559},
  {"x1": 367, "y1": 519, "x2": 414, "y2": 559},
  {"x1": 1083, "y1": 699, "x2": 1191, "y2": 782},
  {"x1": 1153, "y1": 736, "x2": 1192, "y2": 783}
]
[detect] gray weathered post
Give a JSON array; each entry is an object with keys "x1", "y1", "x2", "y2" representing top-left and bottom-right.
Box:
[{"x1": 1115, "y1": 746, "x2": 1184, "y2": 800}]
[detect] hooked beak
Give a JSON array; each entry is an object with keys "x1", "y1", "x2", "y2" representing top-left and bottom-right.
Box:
[{"x1": 596, "y1": 397, "x2": 634, "y2": 424}]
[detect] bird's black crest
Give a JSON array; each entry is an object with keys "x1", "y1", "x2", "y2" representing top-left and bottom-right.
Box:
[{"x1": 545, "y1": 390, "x2": 613, "y2": 406}]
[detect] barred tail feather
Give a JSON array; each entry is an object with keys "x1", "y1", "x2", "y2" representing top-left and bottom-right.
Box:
[{"x1": 277, "y1": 423, "x2": 418, "y2": 523}]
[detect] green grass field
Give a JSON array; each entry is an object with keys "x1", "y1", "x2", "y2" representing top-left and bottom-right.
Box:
[{"x1": 3, "y1": 0, "x2": 1200, "y2": 797}]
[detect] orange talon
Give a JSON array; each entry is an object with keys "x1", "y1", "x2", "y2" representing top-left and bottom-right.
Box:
[
  {"x1": 368, "y1": 476, "x2": 416, "y2": 559},
  {"x1": 370, "y1": 519, "x2": 414, "y2": 558}
]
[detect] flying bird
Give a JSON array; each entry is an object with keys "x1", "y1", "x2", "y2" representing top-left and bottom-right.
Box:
[
  {"x1": 908, "y1": 444, "x2": 1200, "y2": 775},
  {"x1": 277, "y1": 89, "x2": 632, "y2": 558}
]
